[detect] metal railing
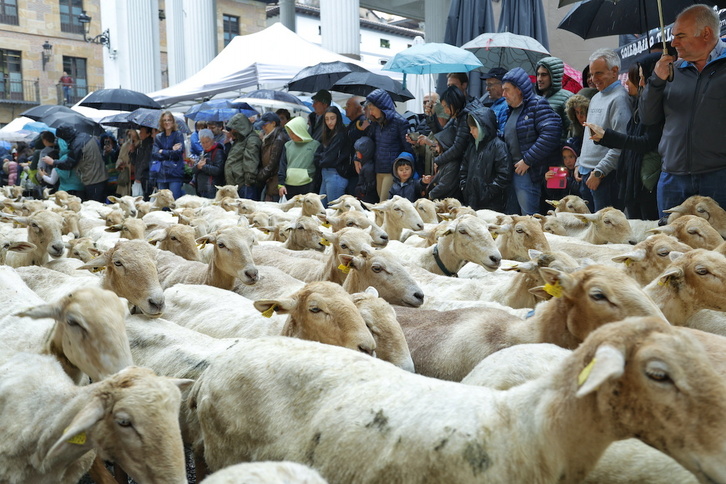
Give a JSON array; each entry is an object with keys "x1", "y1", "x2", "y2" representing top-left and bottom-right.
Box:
[
  {"x1": 0, "y1": 78, "x2": 39, "y2": 103},
  {"x1": 55, "y1": 83, "x2": 104, "y2": 105}
]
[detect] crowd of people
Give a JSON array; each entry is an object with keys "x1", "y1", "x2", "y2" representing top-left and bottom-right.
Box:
[{"x1": 2, "y1": 5, "x2": 722, "y2": 222}]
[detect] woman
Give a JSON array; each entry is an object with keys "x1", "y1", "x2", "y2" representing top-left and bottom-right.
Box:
[
  {"x1": 314, "y1": 106, "x2": 352, "y2": 207},
  {"x1": 193, "y1": 128, "x2": 226, "y2": 199},
  {"x1": 115, "y1": 129, "x2": 139, "y2": 196},
  {"x1": 585, "y1": 53, "x2": 661, "y2": 220},
  {"x1": 151, "y1": 111, "x2": 185, "y2": 199},
  {"x1": 38, "y1": 131, "x2": 85, "y2": 198}
]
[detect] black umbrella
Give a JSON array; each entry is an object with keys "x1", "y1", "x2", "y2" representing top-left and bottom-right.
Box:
[
  {"x1": 99, "y1": 112, "x2": 135, "y2": 129},
  {"x1": 79, "y1": 88, "x2": 162, "y2": 111},
  {"x1": 557, "y1": 0, "x2": 719, "y2": 44},
  {"x1": 127, "y1": 108, "x2": 190, "y2": 134},
  {"x1": 244, "y1": 89, "x2": 307, "y2": 106},
  {"x1": 42, "y1": 111, "x2": 105, "y2": 136},
  {"x1": 287, "y1": 61, "x2": 370, "y2": 93},
  {"x1": 21, "y1": 104, "x2": 77, "y2": 121},
  {"x1": 330, "y1": 72, "x2": 415, "y2": 102}
]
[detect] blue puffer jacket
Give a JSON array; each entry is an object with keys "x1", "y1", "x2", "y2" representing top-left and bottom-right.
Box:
[
  {"x1": 501, "y1": 67, "x2": 562, "y2": 184},
  {"x1": 366, "y1": 89, "x2": 413, "y2": 175},
  {"x1": 151, "y1": 130, "x2": 185, "y2": 182}
]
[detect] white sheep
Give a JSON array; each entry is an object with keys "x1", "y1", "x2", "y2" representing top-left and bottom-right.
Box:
[
  {"x1": 650, "y1": 214, "x2": 723, "y2": 250},
  {"x1": 611, "y1": 233, "x2": 694, "y2": 286},
  {"x1": 322, "y1": 210, "x2": 389, "y2": 247},
  {"x1": 364, "y1": 196, "x2": 424, "y2": 241},
  {"x1": 489, "y1": 215, "x2": 550, "y2": 262},
  {"x1": 340, "y1": 251, "x2": 425, "y2": 307},
  {"x1": 0, "y1": 355, "x2": 190, "y2": 484},
  {"x1": 201, "y1": 461, "x2": 328, "y2": 484},
  {"x1": 1, "y1": 210, "x2": 65, "y2": 266},
  {"x1": 665, "y1": 195, "x2": 726, "y2": 238},
  {"x1": 188, "y1": 317, "x2": 726, "y2": 483}
]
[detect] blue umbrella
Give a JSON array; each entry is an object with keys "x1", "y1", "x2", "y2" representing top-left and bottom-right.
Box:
[
  {"x1": 185, "y1": 99, "x2": 258, "y2": 122},
  {"x1": 383, "y1": 42, "x2": 483, "y2": 88},
  {"x1": 22, "y1": 121, "x2": 55, "y2": 134}
]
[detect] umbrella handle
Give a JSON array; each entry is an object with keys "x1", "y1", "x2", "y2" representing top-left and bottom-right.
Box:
[{"x1": 656, "y1": 0, "x2": 674, "y2": 82}]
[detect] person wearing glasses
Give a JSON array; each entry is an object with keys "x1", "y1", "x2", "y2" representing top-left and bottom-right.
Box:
[
  {"x1": 481, "y1": 68, "x2": 508, "y2": 137},
  {"x1": 151, "y1": 111, "x2": 185, "y2": 199}
]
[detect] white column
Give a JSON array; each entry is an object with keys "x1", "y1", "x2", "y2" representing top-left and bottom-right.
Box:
[
  {"x1": 425, "y1": 0, "x2": 450, "y2": 43},
  {"x1": 165, "y1": 0, "x2": 187, "y2": 86},
  {"x1": 279, "y1": 0, "x2": 296, "y2": 32},
  {"x1": 320, "y1": 0, "x2": 360, "y2": 59},
  {"x1": 104, "y1": 0, "x2": 161, "y2": 93},
  {"x1": 182, "y1": 0, "x2": 217, "y2": 78}
]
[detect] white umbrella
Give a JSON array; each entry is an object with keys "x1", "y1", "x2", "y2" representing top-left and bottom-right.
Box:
[
  {"x1": 461, "y1": 32, "x2": 550, "y2": 74},
  {"x1": 0, "y1": 116, "x2": 36, "y2": 142},
  {"x1": 233, "y1": 97, "x2": 311, "y2": 114}
]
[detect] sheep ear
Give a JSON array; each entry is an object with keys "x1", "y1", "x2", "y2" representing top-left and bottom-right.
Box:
[
  {"x1": 663, "y1": 204, "x2": 684, "y2": 214},
  {"x1": 78, "y1": 252, "x2": 111, "y2": 271},
  {"x1": 318, "y1": 194, "x2": 326, "y2": 201},
  {"x1": 528, "y1": 286, "x2": 551, "y2": 300},
  {"x1": 338, "y1": 253, "x2": 362, "y2": 270},
  {"x1": 668, "y1": 251, "x2": 685, "y2": 262},
  {"x1": 196, "y1": 233, "x2": 216, "y2": 245},
  {"x1": 612, "y1": 248, "x2": 646, "y2": 264},
  {"x1": 105, "y1": 224, "x2": 122, "y2": 233},
  {"x1": 574, "y1": 213, "x2": 595, "y2": 224},
  {"x1": 576, "y1": 345, "x2": 625, "y2": 397},
  {"x1": 528, "y1": 249, "x2": 543, "y2": 260},
  {"x1": 649, "y1": 225, "x2": 673, "y2": 235},
  {"x1": 146, "y1": 228, "x2": 167, "y2": 244},
  {"x1": 168, "y1": 378, "x2": 194, "y2": 391},
  {"x1": 253, "y1": 298, "x2": 294, "y2": 315},
  {"x1": 107, "y1": 196, "x2": 120, "y2": 204},
  {"x1": 7, "y1": 241, "x2": 36, "y2": 254},
  {"x1": 539, "y1": 267, "x2": 576, "y2": 295},
  {"x1": 658, "y1": 266, "x2": 684, "y2": 286},
  {"x1": 15, "y1": 303, "x2": 61, "y2": 320},
  {"x1": 545, "y1": 199, "x2": 560, "y2": 207},
  {"x1": 46, "y1": 396, "x2": 105, "y2": 463},
  {"x1": 364, "y1": 286, "x2": 379, "y2": 298}
]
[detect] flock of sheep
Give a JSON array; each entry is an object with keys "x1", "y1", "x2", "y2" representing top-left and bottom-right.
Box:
[{"x1": 1, "y1": 183, "x2": 726, "y2": 484}]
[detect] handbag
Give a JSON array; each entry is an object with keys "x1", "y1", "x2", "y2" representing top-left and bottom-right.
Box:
[
  {"x1": 640, "y1": 152, "x2": 661, "y2": 192},
  {"x1": 149, "y1": 160, "x2": 161, "y2": 174},
  {"x1": 117, "y1": 166, "x2": 131, "y2": 186}
]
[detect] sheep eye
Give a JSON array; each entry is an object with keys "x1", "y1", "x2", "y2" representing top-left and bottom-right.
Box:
[
  {"x1": 645, "y1": 369, "x2": 671, "y2": 383},
  {"x1": 458, "y1": 229, "x2": 468, "y2": 235},
  {"x1": 657, "y1": 250, "x2": 669, "y2": 257},
  {"x1": 696, "y1": 207, "x2": 706, "y2": 213},
  {"x1": 218, "y1": 242, "x2": 226, "y2": 249},
  {"x1": 589, "y1": 290, "x2": 608, "y2": 302},
  {"x1": 2, "y1": 243, "x2": 9, "y2": 249},
  {"x1": 116, "y1": 418, "x2": 132, "y2": 427},
  {"x1": 695, "y1": 266, "x2": 709, "y2": 275},
  {"x1": 371, "y1": 264, "x2": 383, "y2": 273},
  {"x1": 515, "y1": 227, "x2": 524, "y2": 234},
  {"x1": 309, "y1": 307, "x2": 321, "y2": 313},
  {"x1": 113, "y1": 260, "x2": 123, "y2": 267},
  {"x1": 604, "y1": 220, "x2": 612, "y2": 225},
  {"x1": 340, "y1": 243, "x2": 348, "y2": 250},
  {"x1": 346, "y1": 222, "x2": 356, "y2": 227},
  {"x1": 296, "y1": 226, "x2": 304, "y2": 230},
  {"x1": 66, "y1": 317, "x2": 80, "y2": 327},
  {"x1": 170, "y1": 236, "x2": 177, "y2": 241}
]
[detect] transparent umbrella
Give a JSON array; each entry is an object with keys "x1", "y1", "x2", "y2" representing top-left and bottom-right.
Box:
[
  {"x1": 382, "y1": 42, "x2": 483, "y2": 88},
  {"x1": 460, "y1": 32, "x2": 550, "y2": 74}
]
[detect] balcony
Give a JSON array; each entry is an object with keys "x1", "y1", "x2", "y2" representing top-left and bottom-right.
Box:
[{"x1": 0, "y1": 78, "x2": 39, "y2": 104}]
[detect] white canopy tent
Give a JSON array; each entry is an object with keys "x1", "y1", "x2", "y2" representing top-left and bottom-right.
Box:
[{"x1": 148, "y1": 22, "x2": 402, "y2": 108}]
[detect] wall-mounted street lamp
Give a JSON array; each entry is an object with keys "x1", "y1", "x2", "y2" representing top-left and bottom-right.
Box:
[
  {"x1": 78, "y1": 10, "x2": 111, "y2": 51},
  {"x1": 41, "y1": 40, "x2": 52, "y2": 70}
]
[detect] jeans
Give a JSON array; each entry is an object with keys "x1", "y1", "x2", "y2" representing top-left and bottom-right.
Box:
[
  {"x1": 657, "y1": 168, "x2": 726, "y2": 218},
  {"x1": 84, "y1": 181, "x2": 107, "y2": 203},
  {"x1": 157, "y1": 180, "x2": 184, "y2": 200},
  {"x1": 512, "y1": 172, "x2": 541, "y2": 215},
  {"x1": 579, "y1": 171, "x2": 621, "y2": 212},
  {"x1": 319, "y1": 168, "x2": 348, "y2": 207},
  {"x1": 238, "y1": 185, "x2": 260, "y2": 201}
]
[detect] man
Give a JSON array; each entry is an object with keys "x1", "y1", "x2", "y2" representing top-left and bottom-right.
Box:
[
  {"x1": 578, "y1": 48, "x2": 631, "y2": 211},
  {"x1": 641, "y1": 4, "x2": 726, "y2": 216},
  {"x1": 344, "y1": 96, "x2": 368, "y2": 195},
  {"x1": 133, "y1": 126, "x2": 154, "y2": 200},
  {"x1": 308, "y1": 89, "x2": 331, "y2": 141},
  {"x1": 209, "y1": 121, "x2": 227, "y2": 147},
  {"x1": 48, "y1": 125, "x2": 109, "y2": 202},
  {"x1": 225, "y1": 113, "x2": 262, "y2": 200},
  {"x1": 501, "y1": 67, "x2": 561, "y2": 215},
  {"x1": 446, "y1": 72, "x2": 483, "y2": 109},
  {"x1": 365, "y1": 88, "x2": 413, "y2": 202},
  {"x1": 535, "y1": 57, "x2": 574, "y2": 141},
  {"x1": 481, "y1": 67, "x2": 508, "y2": 136},
  {"x1": 255, "y1": 112, "x2": 288, "y2": 201}
]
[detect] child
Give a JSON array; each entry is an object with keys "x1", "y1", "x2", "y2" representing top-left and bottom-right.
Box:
[
  {"x1": 314, "y1": 106, "x2": 352, "y2": 207},
  {"x1": 353, "y1": 136, "x2": 377, "y2": 204},
  {"x1": 459, "y1": 107, "x2": 512, "y2": 211},
  {"x1": 544, "y1": 144, "x2": 581, "y2": 201},
  {"x1": 424, "y1": 128, "x2": 459, "y2": 201},
  {"x1": 388, "y1": 152, "x2": 423, "y2": 202},
  {"x1": 278, "y1": 116, "x2": 321, "y2": 199}
]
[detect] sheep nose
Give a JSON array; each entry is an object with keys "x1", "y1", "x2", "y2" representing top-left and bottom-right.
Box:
[
  {"x1": 489, "y1": 254, "x2": 501, "y2": 266},
  {"x1": 415, "y1": 223, "x2": 424, "y2": 230},
  {"x1": 358, "y1": 345, "x2": 374, "y2": 356},
  {"x1": 51, "y1": 243, "x2": 65, "y2": 256},
  {"x1": 147, "y1": 297, "x2": 165, "y2": 315},
  {"x1": 629, "y1": 239, "x2": 637, "y2": 245},
  {"x1": 379, "y1": 233, "x2": 389, "y2": 240},
  {"x1": 414, "y1": 291, "x2": 424, "y2": 303},
  {"x1": 245, "y1": 268, "x2": 259, "y2": 283}
]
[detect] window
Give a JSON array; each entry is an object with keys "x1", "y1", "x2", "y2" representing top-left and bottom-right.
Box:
[
  {"x1": 0, "y1": 0, "x2": 18, "y2": 25},
  {"x1": 0, "y1": 49, "x2": 22, "y2": 100},
  {"x1": 63, "y1": 56, "x2": 87, "y2": 104},
  {"x1": 380, "y1": 39, "x2": 390, "y2": 49},
  {"x1": 60, "y1": 0, "x2": 84, "y2": 34},
  {"x1": 223, "y1": 14, "x2": 239, "y2": 46}
]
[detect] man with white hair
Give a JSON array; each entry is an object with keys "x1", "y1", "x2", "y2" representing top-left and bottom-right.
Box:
[
  {"x1": 578, "y1": 48, "x2": 631, "y2": 211},
  {"x1": 641, "y1": 4, "x2": 726, "y2": 217}
]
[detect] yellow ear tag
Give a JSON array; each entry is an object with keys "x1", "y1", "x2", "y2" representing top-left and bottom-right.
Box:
[
  {"x1": 197, "y1": 242, "x2": 207, "y2": 250},
  {"x1": 320, "y1": 238, "x2": 330, "y2": 246},
  {"x1": 623, "y1": 259, "x2": 632, "y2": 267},
  {"x1": 64, "y1": 428, "x2": 87, "y2": 445},
  {"x1": 491, "y1": 232, "x2": 499, "y2": 240},
  {"x1": 261, "y1": 304, "x2": 277, "y2": 318},
  {"x1": 259, "y1": 228, "x2": 270, "y2": 234},
  {"x1": 338, "y1": 262, "x2": 351, "y2": 274},
  {"x1": 658, "y1": 276, "x2": 670, "y2": 287},
  {"x1": 322, "y1": 222, "x2": 331, "y2": 228},
  {"x1": 89, "y1": 266, "x2": 105, "y2": 273},
  {"x1": 578, "y1": 358, "x2": 597, "y2": 386},
  {"x1": 543, "y1": 281, "x2": 563, "y2": 298}
]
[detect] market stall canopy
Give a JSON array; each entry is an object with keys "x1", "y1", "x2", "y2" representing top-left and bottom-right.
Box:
[{"x1": 147, "y1": 22, "x2": 401, "y2": 108}]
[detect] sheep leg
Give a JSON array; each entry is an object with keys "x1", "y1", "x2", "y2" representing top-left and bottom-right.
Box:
[{"x1": 88, "y1": 456, "x2": 116, "y2": 484}]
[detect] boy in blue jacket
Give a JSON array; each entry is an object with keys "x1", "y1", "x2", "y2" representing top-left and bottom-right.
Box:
[{"x1": 388, "y1": 152, "x2": 423, "y2": 202}]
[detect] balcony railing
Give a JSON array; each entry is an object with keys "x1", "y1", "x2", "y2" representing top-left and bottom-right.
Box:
[
  {"x1": 55, "y1": 83, "x2": 104, "y2": 105},
  {"x1": 0, "y1": 78, "x2": 39, "y2": 104}
]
